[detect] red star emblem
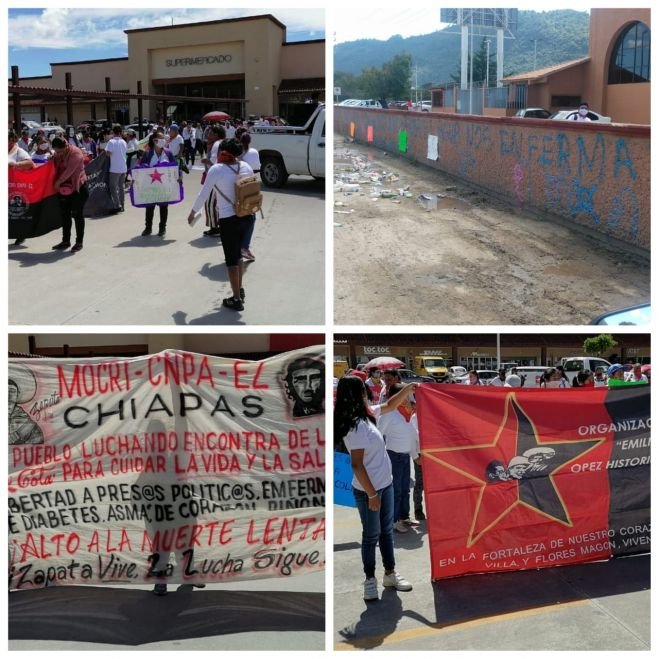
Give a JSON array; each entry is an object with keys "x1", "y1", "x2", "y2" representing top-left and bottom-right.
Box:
[
  {"x1": 422, "y1": 393, "x2": 605, "y2": 547},
  {"x1": 150, "y1": 169, "x2": 163, "y2": 183}
]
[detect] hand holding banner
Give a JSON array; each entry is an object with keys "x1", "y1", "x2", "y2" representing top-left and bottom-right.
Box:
[
  {"x1": 8, "y1": 347, "x2": 325, "y2": 590},
  {"x1": 130, "y1": 162, "x2": 183, "y2": 208}
]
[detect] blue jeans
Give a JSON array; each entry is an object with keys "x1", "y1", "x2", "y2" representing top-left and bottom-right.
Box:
[
  {"x1": 353, "y1": 483, "x2": 395, "y2": 579},
  {"x1": 387, "y1": 450, "x2": 411, "y2": 522}
]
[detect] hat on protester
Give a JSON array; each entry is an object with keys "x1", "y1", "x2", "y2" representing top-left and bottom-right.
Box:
[
  {"x1": 607, "y1": 363, "x2": 624, "y2": 377},
  {"x1": 169, "y1": 124, "x2": 179, "y2": 131}
]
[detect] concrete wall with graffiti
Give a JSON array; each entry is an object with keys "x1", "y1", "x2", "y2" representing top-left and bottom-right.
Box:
[{"x1": 335, "y1": 108, "x2": 650, "y2": 252}]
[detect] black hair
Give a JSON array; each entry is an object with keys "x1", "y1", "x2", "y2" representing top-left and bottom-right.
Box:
[
  {"x1": 209, "y1": 124, "x2": 226, "y2": 140},
  {"x1": 112, "y1": 124, "x2": 122, "y2": 135},
  {"x1": 540, "y1": 367, "x2": 558, "y2": 387},
  {"x1": 218, "y1": 138, "x2": 243, "y2": 158},
  {"x1": 51, "y1": 136, "x2": 66, "y2": 149},
  {"x1": 334, "y1": 376, "x2": 375, "y2": 449},
  {"x1": 147, "y1": 130, "x2": 165, "y2": 150},
  {"x1": 573, "y1": 370, "x2": 593, "y2": 387}
]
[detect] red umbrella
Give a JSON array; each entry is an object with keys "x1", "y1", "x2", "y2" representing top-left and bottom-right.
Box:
[
  {"x1": 202, "y1": 111, "x2": 231, "y2": 122},
  {"x1": 347, "y1": 369, "x2": 367, "y2": 381},
  {"x1": 364, "y1": 357, "x2": 405, "y2": 371}
]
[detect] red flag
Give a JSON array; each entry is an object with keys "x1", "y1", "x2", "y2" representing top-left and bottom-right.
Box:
[{"x1": 416, "y1": 385, "x2": 626, "y2": 579}]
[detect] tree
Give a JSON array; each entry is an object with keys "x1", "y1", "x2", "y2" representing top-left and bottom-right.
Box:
[
  {"x1": 583, "y1": 334, "x2": 618, "y2": 356},
  {"x1": 450, "y1": 38, "x2": 498, "y2": 85}
]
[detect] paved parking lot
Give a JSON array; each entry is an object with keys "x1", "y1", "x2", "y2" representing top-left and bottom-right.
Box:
[
  {"x1": 9, "y1": 170, "x2": 325, "y2": 326},
  {"x1": 334, "y1": 504, "x2": 650, "y2": 651}
]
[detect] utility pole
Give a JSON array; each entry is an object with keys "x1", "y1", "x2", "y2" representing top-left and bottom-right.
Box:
[
  {"x1": 485, "y1": 39, "x2": 491, "y2": 88},
  {"x1": 415, "y1": 65, "x2": 419, "y2": 105},
  {"x1": 533, "y1": 39, "x2": 537, "y2": 71},
  {"x1": 469, "y1": 14, "x2": 474, "y2": 114}
]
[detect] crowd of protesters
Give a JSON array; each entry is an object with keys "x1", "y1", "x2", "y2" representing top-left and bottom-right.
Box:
[{"x1": 8, "y1": 113, "x2": 274, "y2": 312}]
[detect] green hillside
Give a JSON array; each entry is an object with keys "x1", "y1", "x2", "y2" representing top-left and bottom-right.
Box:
[{"x1": 334, "y1": 9, "x2": 589, "y2": 89}]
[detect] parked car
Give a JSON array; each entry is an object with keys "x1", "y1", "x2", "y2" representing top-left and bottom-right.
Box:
[
  {"x1": 549, "y1": 109, "x2": 611, "y2": 122},
  {"x1": 397, "y1": 369, "x2": 435, "y2": 384},
  {"x1": 448, "y1": 366, "x2": 468, "y2": 383},
  {"x1": 415, "y1": 101, "x2": 432, "y2": 112},
  {"x1": 514, "y1": 108, "x2": 551, "y2": 119},
  {"x1": 20, "y1": 121, "x2": 42, "y2": 137},
  {"x1": 125, "y1": 122, "x2": 155, "y2": 135},
  {"x1": 338, "y1": 99, "x2": 361, "y2": 106},
  {"x1": 477, "y1": 370, "x2": 499, "y2": 385}
]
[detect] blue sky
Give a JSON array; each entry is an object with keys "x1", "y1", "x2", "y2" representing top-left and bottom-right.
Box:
[{"x1": 9, "y1": 8, "x2": 325, "y2": 77}]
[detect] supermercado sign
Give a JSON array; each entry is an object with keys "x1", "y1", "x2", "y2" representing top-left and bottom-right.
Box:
[
  {"x1": 166, "y1": 54, "x2": 233, "y2": 67},
  {"x1": 8, "y1": 348, "x2": 325, "y2": 590}
]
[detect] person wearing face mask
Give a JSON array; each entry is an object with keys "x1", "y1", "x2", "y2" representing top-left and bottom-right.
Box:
[
  {"x1": 574, "y1": 103, "x2": 592, "y2": 122},
  {"x1": 540, "y1": 367, "x2": 569, "y2": 388},
  {"x1": 593, "y1": 366, "x2": 608, "y2": 387},
  {"x1": 65, "y1": 125, "x2": 81, "y2": 147},
  {"x1": 365, "y1": 368, "x2": 384, "y2": 399},
  {"x1": 80, "y1": 132, "x2": 97, "y2": 159},
  {"x1": 137, "y1": 131, "x2": 179, "y2": 237},
  {"x1": 464, "y1": 369, "x2": 482, "y2": 385},
  {"x1": 30, "y1": 135, "x2": 53, "y2": 164}
]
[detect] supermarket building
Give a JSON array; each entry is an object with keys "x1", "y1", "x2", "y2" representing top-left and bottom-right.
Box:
[{"x1": 10, "y1": 14, "x2": 325, "y2": 125}]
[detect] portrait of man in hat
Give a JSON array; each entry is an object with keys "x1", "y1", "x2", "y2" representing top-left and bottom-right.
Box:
[{"x1": 8, "y1": 365, "x2": 44, "y2": 445}]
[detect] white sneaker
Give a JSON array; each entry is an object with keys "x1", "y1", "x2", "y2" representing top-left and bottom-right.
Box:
[
  {"x1": 363, "y1": 577, "x2": 379, "y2": 601},
  {"x1": 403, "y1": 518, "x2": 421, "y2": 527},
  {"x1": 394, "y1": 520, "x2": 409, "y2": 533},
  {"x1": 382, "y1": 571, "x2": 413, "y2": 591}
]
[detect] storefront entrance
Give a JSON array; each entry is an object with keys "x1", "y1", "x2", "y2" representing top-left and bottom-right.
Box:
[{"x1": 152, "y1": 75, "x2": 245, "y2": 121}]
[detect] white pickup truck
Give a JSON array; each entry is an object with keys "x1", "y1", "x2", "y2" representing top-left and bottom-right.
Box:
[
  {"x1": 249, "y1": 104, "x2": 325, "y2": 188},
  {"x1": 560, "y1": 356, "x2": 612, "y2": 382}
]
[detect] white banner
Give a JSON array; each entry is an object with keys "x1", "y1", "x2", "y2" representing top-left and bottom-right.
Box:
[
  {"x1": 130, "y1": 164, "x2": 183, "y2": 207},
  {"x1": 427, "y1": 134, "x2": 439, "y2": 161},
  {"x1": 8, "y1": 347, "x2": 325, "y2": 590}
]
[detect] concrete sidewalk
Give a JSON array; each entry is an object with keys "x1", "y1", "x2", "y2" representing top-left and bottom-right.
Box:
[
  {"x1": 9, "y1": 570, "x2": 325, "y2": 651},
  {"x1": 9, "y1": 169, "x2": 325, "y2": 325},
  {"x1": 334, "y1": 504, "x2": 650, "y2": 651}
]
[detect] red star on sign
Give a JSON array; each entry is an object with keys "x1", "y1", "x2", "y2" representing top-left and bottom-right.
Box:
[
  {"x1": 150, "y1": 169, "x2": 163, "y2": 183},
  {"x1": 422, "y1": 393, "x2": 604, "y2": 547}
]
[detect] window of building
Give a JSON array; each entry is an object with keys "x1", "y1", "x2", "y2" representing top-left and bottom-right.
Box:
[
  {"x1": 551, "y1": 95, "x2": 582, "y2": 107},
  {"x1": 608, "y1": 21, "x2": 651, "y2": 84}
]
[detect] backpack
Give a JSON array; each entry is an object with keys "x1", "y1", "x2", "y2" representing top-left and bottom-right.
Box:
[{"x1": 216, "y1": 164, "x2": 263, "y2": 218}]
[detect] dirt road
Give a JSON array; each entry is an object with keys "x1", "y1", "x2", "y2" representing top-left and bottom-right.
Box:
[{"x1": 333, "y1": 136, "x2": 650, "y2": 325}]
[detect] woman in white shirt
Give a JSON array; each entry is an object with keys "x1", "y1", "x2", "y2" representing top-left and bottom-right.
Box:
[
  {"x1": 237, "y1": 129, "x2": 261, "y2": 261},
  {"x1": 378, "y1": 383, "x2": 420, "y2": 533},
  {"x1": 334, "y1": 375, "x2": 416, "y2": 601},
  {"x1": 188, "y1": 138, "x2": 253, "y2": 311}
]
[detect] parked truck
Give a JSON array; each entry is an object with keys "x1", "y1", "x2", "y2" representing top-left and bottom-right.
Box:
[
  {"x1": 413, "y1": 355, "x2": 449, "y2": 382},
  {"x1": 560, "y1": 356, "x2": 612, "y2": 383},
  {"x1": 249, "y1": 104, "x2": 325, "y2": 188}
]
